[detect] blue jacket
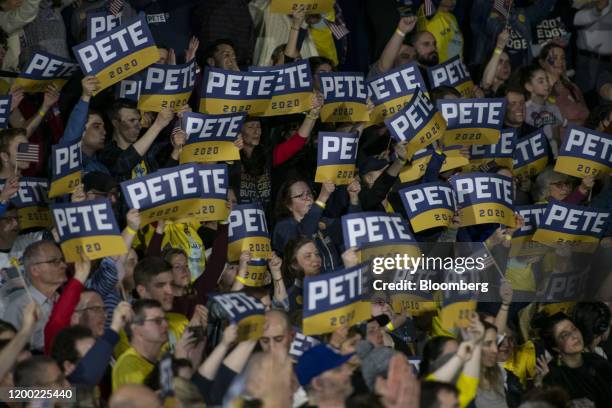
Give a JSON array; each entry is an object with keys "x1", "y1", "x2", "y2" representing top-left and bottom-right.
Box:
[{"x1": 68, "y1": 329, "x2": 119, "y2": 386}]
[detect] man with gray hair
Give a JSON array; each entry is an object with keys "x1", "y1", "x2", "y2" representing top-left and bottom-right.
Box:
[{"x1": 2, "y1": 240, "x2": 67, "y2": 351}]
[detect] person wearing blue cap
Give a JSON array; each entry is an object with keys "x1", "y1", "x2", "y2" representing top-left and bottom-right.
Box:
[{"x1": 294, "y1": 344, "x2": 354, "y2": 408}]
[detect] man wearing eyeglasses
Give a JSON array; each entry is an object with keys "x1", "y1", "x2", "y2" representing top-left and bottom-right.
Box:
[
  {"x1": 112, "y1": 299, "x2": 169, "y2": 390},
  {"x1": 2, "y1": 240, "x2": 67, "y2": 351}
]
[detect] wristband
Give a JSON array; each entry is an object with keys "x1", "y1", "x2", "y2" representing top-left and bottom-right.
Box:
[
  {"x1": 315, "y1": 200, "x2": 326, "y2": 209},
  {"x1": 235, "y1": 275, "x2": 247, "y2": 285},
  {"x1": 395, "y1": 28, "x2": 406, "y2": 37},
  {"x1": 306, "y1": 112, "x2": 319, "y2": 120},
  {"x1": 501, "y1": 303, "x2": 510, "y2": 309},
  {"x1": 494, "y1": 48, "x2": 503, "y2": 56},
  {"x1": 37, "y1": 109, "x2": 46, "y2": 118},
  {"x1": 386, "y1": 321, "x2": 395, "y2": 331},
  {"x1": 125, "y1": 226, "x2": 138, "y2": 235}
]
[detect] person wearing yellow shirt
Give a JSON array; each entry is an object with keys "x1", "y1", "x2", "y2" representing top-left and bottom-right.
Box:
[
  {"x1": 417, "y1": 0, "x2": 463, "y2": 63},
  {"x1": 114, "y1": 257, "x2": 190, "y2": 358},
  {"x1": 112, "y1": 299, "x2": 168, "y2": 390}
]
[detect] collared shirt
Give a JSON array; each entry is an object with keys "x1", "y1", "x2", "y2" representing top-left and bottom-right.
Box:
[{"x1": 2, "y1": 284, "x2": 56, "y2": 351}]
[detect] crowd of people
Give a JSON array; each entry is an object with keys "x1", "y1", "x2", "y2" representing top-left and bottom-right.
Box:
[{"x1": 1, "y1": 0, "x2": 612, "y2": 407}]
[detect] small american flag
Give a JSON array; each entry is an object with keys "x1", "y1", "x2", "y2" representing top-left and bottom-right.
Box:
[
  {"x1": 325, "y1": 5, "x2": 350, "y2": 40},
  {"x1": 424, "y1": 0, "x2": 436, "y2": 18},
  {"x1": 108, "y1": 0, "x2": 123, "y2": 16},
  {"x1": 16, "y1": 143, "x2": 39, "y2": 162},
  {"x1": 494, "y1": 0, "x2": 512, "y2": 19}
]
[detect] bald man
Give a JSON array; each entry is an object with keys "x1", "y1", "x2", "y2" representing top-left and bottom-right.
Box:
[
  {"x1": 109, "y1": 384, "x2": 161, "y2": 408},
  {"x1": 259, "y1": 310, "x2": 294, "y2": 357}
]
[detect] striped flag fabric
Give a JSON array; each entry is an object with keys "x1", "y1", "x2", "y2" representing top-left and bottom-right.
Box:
[
  {"x1": 108, "y1": 0, "x2": 124, "y2": 16},
  {"x1": 424, "y1": 0, "x2": 436, "y2": 18},
  {"x1": 16, "y1": 143, "x2": 40, "y2": 162},
  {"x1": 494, "y1": 0, "x2": 512, "y2": 19},
  {"x1": 325, "y1": 4, "x2": 350, "y2": 40}
]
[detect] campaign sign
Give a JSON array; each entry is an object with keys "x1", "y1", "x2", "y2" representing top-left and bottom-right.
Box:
[
  {"x1": 49, "y1": 139, "x2": 82, "y2": 198},
  {"x1": 532, "y1": 200, "x2": 610, "y2": 250},
  {"x1": 438, "y1": 98, "x2": 506, "y2": 146},
  {"x1": 179, "y1": 112, "x2": 245, "y2": 163},
  {"x1": 0, "y1": 178, "x2": 53, "y2": 229},
  {"x1": 289, "y1": 328, "x2": 320, "y2": 360},
  {"x1": 554, "y1": 125, "x2": 612, "y2": 179},
  {"x1": 211, "y1": 292, "x2": 266, "y2": 341},
  {"x1": 541, "y1": 271, "x2": 588, "y2": 306},
  {"x1": 450, "y1": 172, "x2": 515, "y2": 227},
  {"x1": 399, "y1": 182, "x2": 456, "y2": 232},
  {"x1": 240, "y1": 259, "x2": 269, "y2": 287},
  {"x1": 138, "y1": 61, "x2": 196, "y2": 112},
  {"x1": 440, "y1": 269, "x2": 479, "y2": 330},
  {"x1": 341, "y1": 212, "x2": 419, "y2": 262},
  {"x1": 385, "y1": 90, "x2": 447, "y2": 159},
  {"x1": 398, "y1": 145, "x2": 469, "y2": 183},
  {"x1": 200, "y1": 67, "x2": 277, "y2": 116},
  {"x1": 73, "y1": 13, "x2": 159, "y2": 93},
  {"x1": 15, "y1": 51, "x2": 79, "y2": 93},
  {"x1": 115, "y1": 71, "x2": 144, "y2": 101},
  {"x1": 51, "y1": 199, "x2": 126, "y2": 262},
  {"x1": 87, "y1": 10, "x2": 122, "y2": 40},
  {"x1": 367, "y1": 62, "x2": 427, "y2": 124},
  {"x1": 465, "y1": 128, "x2": 516, "y2": 172},
  {"x1": 319, "y1": 72, "x2": 369, "y2": 122},
  {"x1": 228, "y1": 204, "x2": 271, "y2": 261},
  {"x1": 427, "y1": 56, "x2": 475, "y2": 97},
  {"x1": 0, "y1": 96, "x2": 10, "y2": 129},
  {"x1": 510, "y1": 204, "x2": 548, "y2": 256},
  {"x1": 303, "y1": 263, "x2": 371, "y2": 335},
  {"x1": 177, "y1": 164, "x2": 229, "y2": 222},
  {"x1": 270, "y1": 0, "x2": 334, "y2": 14},
  {"x1": 121, "y1": 164, "x2": 203, "y2": 224},
  {"x1": 513, "y1": 130, "x2": 549, "y2": 177},
  {"x1": 249, "y1": 60, "x2": 313, "y2": 116},
  {"x1": 315, "y1": 132, "x2": 358, "y2": 185},
  {"x1": 389, "y1": 269, "x2": 437, "y2": 316}
]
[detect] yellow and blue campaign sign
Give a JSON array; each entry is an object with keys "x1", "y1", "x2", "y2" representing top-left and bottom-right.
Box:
[
  {"x1": 532, "y1": 200, "x2": 610, "y2": 248},
  {"x1": 319, "y1": 72, "x2": 369, "y2": 122},
  {"x1": 289, "y1": 328, "x2": 320, "y2": 360},
  {"x1": 184, "y1": 163, "x2": 229, "y2": 222},
  {"x1": 270, "y1": 0, "x2": 334, "y2": 14},
  {"x1": 385, "y1": 90, "x2": 447, "y2": 159},
  {"x1": 228, "y1": 204, "x2": 271, "y2": 261},
  {"x1": 315, "y1": 131, "x2": 358, "y2": 184},
  {"x1": 179, "y1": 112, "x2": 245, "y2": 163},
  {"x1": 115, "y1": 71, "x2": 144, "y2": 101},
  {"x1": 367, "y1": 62, "x2": 427, "y2": 124},
  {"x1": 341, "y1": 211, "x2": 419, "y2": 261},
  {"x1": 0, "y1": 96, "x2": 10, "y2": 128},
  {"x1": 437, "y1": 98, "x2": 506, "y2": 146},
  {"x1": 49, "y1": 139, "x2": 82, "y2": 198},
  {"x1": 510, "y1": 204, "x2": 548, "y2": 256},
  {"x1": 465, "y1": 128, "x2": 516, "y2": 172},
  {"x1": 399, "y1": 182, "x2": 456, "y2": 232},
  {"x1": 440, "y1": 293, "x2": 477, "y2": 330},
  {"x1": 1, "y1": 178, "x2": 53, "y2": 229},
  {"x1": 303, "y1": 263, "x2": 371, "y2": 335},
  {"x1": 73, "y1": 13, "x2": 159, "y2": 94},
  {"x1": 398, "y1": 145, "x2": 469, "y2": 183},
  {"x1": 87, "y1": 10, "x2": 122, "y2": 40},
  {"x1": 450, "y1": 172, "x2": 515, "y2": 227},
  {"x1": 200, "y1": 67, "x2": 277, "y2": 116},
  {"x1": 248, "y1": 60, "x2": 313, "y2": 116},
  {"x1": 389, "y1": 269, "x2": 437, "y2": 316},
  {"x1": 121, "y1": 163, "x2": 203, "y2": 224},
  {"x1": 138, "y1": 61, "x2": 196, "y2": 112},
  {"x1": 15, "y1": 51, "x2": 79, "y2": 93},
  {"x1": 211, "y1": 292, "x2": 266, "y2": 341},
  {"x1": 554, "y1": 125, "x2": 612, "y2": 179},
  {"x1": 51, "y1": 199, "x2": 127, "y2": 262},
  {"x1": 240, "y1": 259, "x2": 269, "y2": 287},
  {"x1": 513, "y1": 130, "x2": 549, "y2": 177},
  {"x1": 427, "y1": 56, "x2": 475, "y2": 97}
]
